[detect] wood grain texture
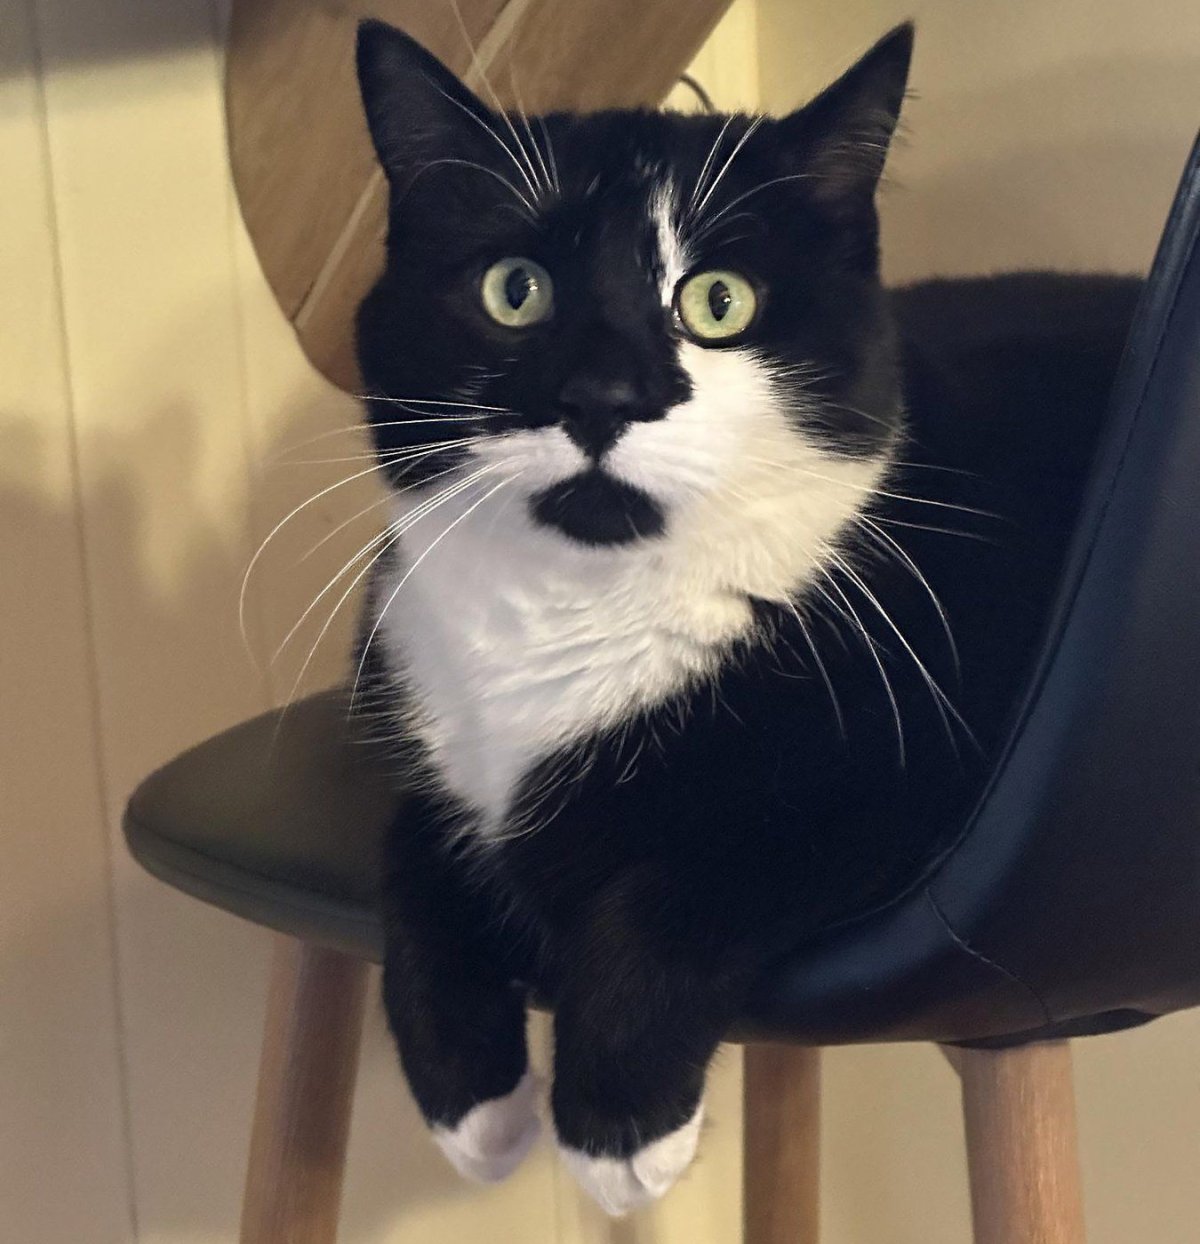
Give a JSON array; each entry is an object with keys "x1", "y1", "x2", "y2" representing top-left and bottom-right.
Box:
[
  {"x1": 958, "y1": 1041, "x2": 1087, "y2": 1244},
  {"x1": 241, "y1": 937, "x2": 370, "y2": 1244},
  {"x1": 227, "y1": 0, "x2": 735, "y2": 391},
  {"x1": 743, "y1": 1043, "x2": 821, "y2": 1244}
]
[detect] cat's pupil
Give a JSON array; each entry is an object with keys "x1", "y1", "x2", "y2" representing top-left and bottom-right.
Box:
[
  {"x1": 708, "y1": 280, "x2": 732, "y2": 321},
  {"x1": 505, "y1": 268, "x2": 534, "y2": 310}
]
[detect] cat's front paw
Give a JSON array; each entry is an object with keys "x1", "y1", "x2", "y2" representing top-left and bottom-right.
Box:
[
  {"x1": 557, "y1": 1102, "x2": 704, "y2": 1216},
  {"x1": 432, "y1": 1071, "x2": 542, "y2": 1183}
]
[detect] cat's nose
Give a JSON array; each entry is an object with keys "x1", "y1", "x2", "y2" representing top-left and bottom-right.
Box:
[{"x1": 555, "y1": 374, "x2": 650, "y2": 458}]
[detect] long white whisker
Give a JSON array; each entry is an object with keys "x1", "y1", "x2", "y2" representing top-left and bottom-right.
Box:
[
  {"x1": 299, "y1": 493, "x2": 392, "y2": 565},
  {"x1": 825, "y1": 546, "x2": 976, "y2": 755},
  {"x1": 406, "y1": 152, "x2": 536, "y2": 215},
  {"x1": 536, "y1": 116, "x2": 560, "y2": 193},
  {"x1": 855, "y1": 514, "x2": 961, "y2": 680},
  {"x1": 355, "y1": 394, "x2": 510, "y2": 411},
  {"x1": 787, "y1": 463, "x2": 1002, "y2": 522},
  {"x1": 239, "y1": 457, "x2": 398, "y2": 661},
  {"x1": 689, "y1": 172, "x2": 820, "y2": 243},
  {"x1": 688, "y1": 113, "x2": 736, "y2": 214},
  {"x1": 285, "y1": 437, "x2": 482, "y2": 466},
  {"x1": 690, "y1": 115, "x2": 765, "y2": 225},
  {"x1": 445, "y1": 0, "x2": 547, "y2": 197},
  {"x1": 351, "y1": 470, "x2": 521, "y2": 708},
  {"x1": 872, "y1": 516, "x2": 997, "y2": 544},
  {"x1": 297, "y1": 455, "x2": 474, "y2": 563},
  {"x1": 505, "y1": 60, "x2": 554, "y2": 195},
  {"x1": 273, "y1": 421, "x2": 490, "y2": 461},
  {"x1": 274, "y1": 465, "x2": 496, "y2": 668},
  {"x1": 815, "y1": 566, "x2": 906, "y2": 767},
  {"x1": 784, "y1": 599, "x2": 845, "y2": 738}
]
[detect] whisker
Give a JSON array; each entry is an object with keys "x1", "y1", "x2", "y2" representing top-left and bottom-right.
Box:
[
  {"x1": 402, "y1": 152, "x2": 536, "y2": 216},
  {"x1": 854, "y1": 514, "x2": 961, "y2": 681},
  {"x1": 354, "y1": 394, "x2": 510, "y2": 411},
  {"x1": 784, "y1": 598, "x2": 845, "y2": 739},
  {"x1": 296, "y1": 455, "x2": 475, "y2": 565},
  {"x1": 536, "y1": 116, "x2": 560, "y2": 193},
  {"x1": 824, "y1": 545, "x2": 976, "y2": 755},
  {"x1": 689, "y1": 114, "x2": 765, "y2": 225},
  {"x1": 283, "y1": 437, "x2": 482, "y2": 466},
  {"x1": 689, "y1": 172, "x2": 819, "y2": 244},
  {"x1": 813, "y1": 566, "x2": 906, "y2": 767},
  {"x1": 787, "y1": 463, "x2": 1003, "y2": 522},
  {"x1": 888, "y1": 460, "x2": 979, "y2": 479},
  {"x1": 351, "y1": 469, "x2": 522, "y2": 709},
  {"x1": 274, "y1": 464, "x2": 497, "y2": 669},
  {"x1": 504, "y1": 59, "x2": 555, "y2": 196},
  {"x1": 871, "y1": 516, "x2": 998, "y2": 544},
  {"x1": 239, "y1": 457, "x2": 399, "y2": 663},
  {"x1": 270, "y1": 421, "x2": 485, "y2": 462},
  {"x1": 445, "y1": 0, "x2": 548, "y2": 197},
  {"x1": 688, "y1": 113, "x2": 737, "y2": 215},
  {"x1": 298, "y1": 492, "x2": 392, "y2": 565}
]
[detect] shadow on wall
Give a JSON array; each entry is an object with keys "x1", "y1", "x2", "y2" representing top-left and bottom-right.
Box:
[
  {"x1": 882, "y1": 54, "x2": 1200, "y2": 283},
  {"x1": 0, "y1": 385, "x2": 523, "y2": 1237}
]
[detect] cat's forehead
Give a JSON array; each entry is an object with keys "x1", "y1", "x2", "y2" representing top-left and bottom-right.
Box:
[{"x1": 540, "y1": 111, "x2": 765, "y2": 204}]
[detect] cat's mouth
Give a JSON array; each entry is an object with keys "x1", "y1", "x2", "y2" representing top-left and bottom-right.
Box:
[{"x1": 529, "y1": 469, "x2": 665, "y2": 548}]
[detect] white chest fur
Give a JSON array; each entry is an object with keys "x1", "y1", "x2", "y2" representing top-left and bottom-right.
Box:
[{"x1": 377, "y1": 489, "x2": 755, "y2": 831}]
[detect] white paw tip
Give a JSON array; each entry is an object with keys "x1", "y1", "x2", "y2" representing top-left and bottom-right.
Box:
[
  {"x1": 558, "y1": 1102, "x2": 704, "y2": 1216},
  {"x1": 432, "y1": 1071, "x2": 542, "y2": 1184}
]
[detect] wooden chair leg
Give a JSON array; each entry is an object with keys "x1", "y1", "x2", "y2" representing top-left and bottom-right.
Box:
[
  {"x1": 954, "y1": 1040, "x2": 1086, "y2": 1244},
  {"x1": 240, "y1": 936, "x2": 370, "y2": 1244},
  {"x1": 743, "y1": 1042, "x2": 821, "y2": 1244}
]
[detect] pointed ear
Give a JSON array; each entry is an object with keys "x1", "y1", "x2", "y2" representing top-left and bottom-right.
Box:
[
  {"x1": 781, "y1": 22, "x2": 913, "y2": 210},
  {"x1": 355, "y1": 19, "x2": 495, "y2": 184}
]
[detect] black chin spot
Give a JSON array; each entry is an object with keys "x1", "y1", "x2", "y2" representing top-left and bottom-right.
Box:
[{"x1": 530, "y1": 471, "x2": 665, "y2": 547}]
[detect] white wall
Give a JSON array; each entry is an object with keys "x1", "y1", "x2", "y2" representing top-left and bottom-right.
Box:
[
  {"x1": 758, "y1": 0, "x2": 1200, "y2": 282},
  {"x1": 758, "y1": 4, "x2": 1200, "y2": 1243}
]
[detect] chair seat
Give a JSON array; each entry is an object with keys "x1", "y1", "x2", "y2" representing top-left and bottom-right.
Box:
[{"x1": 125, "y1": 690, "x2": 395, "y2": 962}]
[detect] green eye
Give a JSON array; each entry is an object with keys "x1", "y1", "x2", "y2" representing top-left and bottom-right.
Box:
[
  {"x1": 481, "y1": 257, "x2": 554, "y2": 327},
  {"x1": 675, "y1": 269, "x2": 758, "y2": 342}
]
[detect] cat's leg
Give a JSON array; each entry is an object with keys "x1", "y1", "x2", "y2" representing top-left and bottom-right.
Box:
[
  {"x1": 550, "y1": 900, "x2": 751, "y2": 1215},
  {"x1": 382, "y1": 814, "x2": 540, "y2": 1183}
]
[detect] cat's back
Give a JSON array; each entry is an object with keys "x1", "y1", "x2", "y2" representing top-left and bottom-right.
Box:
[
  {"x1": 890, "y1": 271, "x2": 1141, "y2": 370},
  {"x1": 890, "y1": 272, "x2": 1141, "y2": 472}
]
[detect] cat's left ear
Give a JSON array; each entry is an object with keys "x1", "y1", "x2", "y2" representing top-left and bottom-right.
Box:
[
  {"x1": 779, "y1": 22, "x2": 913, "y2": 211},
  {"x1": 356, "y1": 19, "x2": 496, "y2": 185}
]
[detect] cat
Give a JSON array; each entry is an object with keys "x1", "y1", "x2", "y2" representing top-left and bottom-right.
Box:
[{"x1": 350, "y1": 18, "x2": 1139, "y2": 1214}]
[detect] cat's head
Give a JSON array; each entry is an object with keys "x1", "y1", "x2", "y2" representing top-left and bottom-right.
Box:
[{"x1": 354, "y1": 20, "x2": 911, "y2": 557}]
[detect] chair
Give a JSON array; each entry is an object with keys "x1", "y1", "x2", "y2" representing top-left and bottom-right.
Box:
[{"x1": 123, "y1": 133, "x2": 1200, "y2": 1244}]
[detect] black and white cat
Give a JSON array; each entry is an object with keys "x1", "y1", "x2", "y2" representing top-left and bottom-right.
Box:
[{"x1": 351, "y1": 19, "x2": 1138, "y2": 1214}]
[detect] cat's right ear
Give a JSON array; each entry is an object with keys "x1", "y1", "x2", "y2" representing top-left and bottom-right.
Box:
[{"x1": 356, "y1": 20, "x2": 494, "y2": 184}]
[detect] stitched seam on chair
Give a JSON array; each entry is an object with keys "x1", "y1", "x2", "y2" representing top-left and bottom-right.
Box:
[{"x1": 925, "y1": 889, "x2": 1053, "y2": 1026}]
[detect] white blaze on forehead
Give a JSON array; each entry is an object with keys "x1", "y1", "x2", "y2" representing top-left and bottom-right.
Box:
[{"x1": 650, "y1": 179, "x2": 688, "y2": 306}]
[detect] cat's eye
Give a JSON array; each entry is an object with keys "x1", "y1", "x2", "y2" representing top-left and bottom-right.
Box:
[
  {"x1": 481, "y1": 257, "x2": 554, "y2": 328},
  {"x1": 675, "y1": 269, "x2": 758, "y2": 343}
]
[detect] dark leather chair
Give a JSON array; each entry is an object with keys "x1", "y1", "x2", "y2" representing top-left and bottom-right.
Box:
[{"x1": 125, "y1": 134, "x2": 1200, "y2": 1244}]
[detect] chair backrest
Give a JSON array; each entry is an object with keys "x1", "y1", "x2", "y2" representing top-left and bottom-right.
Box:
[{"x1": 750, "y1": 134, "x2": 1200, "y2": 1048}]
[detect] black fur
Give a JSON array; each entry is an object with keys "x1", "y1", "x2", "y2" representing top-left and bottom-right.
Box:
[{"x1": 353, "y1": 18, "x2": 1141, "y2": 1192}]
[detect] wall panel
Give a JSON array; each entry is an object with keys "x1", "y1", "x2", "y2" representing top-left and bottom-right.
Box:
[
  {"x1": 0, "y1": 2, "x2": 134, "y2": 1240},
  {"x1": 31, "y1": 0, "x2": 273, "y2": 1236}
]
